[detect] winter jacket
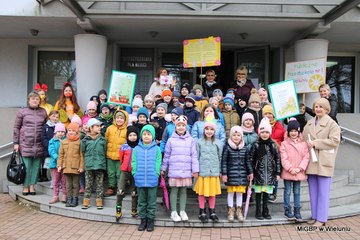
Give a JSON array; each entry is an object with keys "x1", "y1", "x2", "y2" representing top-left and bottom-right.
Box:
[
  {"x1": 271, "y1": 121, "x2": 285, "y2": 148},
  {"x1": 80, "y1": 134, "x2": 107, "y2": 171},
  {"x1": 197, "y1": 139, "x2": 223, "y2": 177},
  {"x1": 243, "y1": 108, "x2": 262, "y2": 131},
  {"x1": 151, "y1": 116, "x2": 168, "y2": 141},
  {"x1": 161, "y1": 132, "x2": 199, "y2": 178},
  {"x1": 97, "y1": 114, "x2": 113, "y2": 136},
  {"x1": 131, "y1": 140, "x2": 162, "y2": 187},
  {"x1": 280, "y1": 137, "x2": 310, "y2": 181},
  {"x1": 249, "y1": 140, "x2": 281, "y2": 185},
  {"x1": 221, "y1": 143, "x2": 253, "y2": 186},
  {"x1": 203, "y1": 81, "x2": 220, "y2": 99},
  {"x1": 284, "y1": 114, "x2": 307, "y2": 132},
  {"x1": 105, "y1": 109, "x2": 128, "y2": 160},
  {"x1": 222, "y1": 110, "x2": 241, "y2": 138},
  {"x1": 48, "y1": 137, "x2": 64, "y2": 169},
  {"x1": 233, "y1": 79, "x2": 255, "y2": 103},
  {"x1": 119, "y1": 143, "x2": 134, "y2": 172},
  {"x1": 41, "y1": 122, "x2": 55, "y2": 157},
  {"x1": 216, "y1": 108, "x2": 225, "y2": 127},
  {"x1": 82, "y1": 113, "x2": 98, "y2": 127},
  {"x1": 58, "y1": 139, "x2": 84, "y2": 174},
  {"x1": 243, "y1": 131, "x2": 258, "y2": 150},
  {"x1": 184, "y1": 106, "x2": 200, "y2": 129},
  {"x1": 13, "y1": 106, "x2": 47, "y2": 157},
  {"x1": 195, "y1": 98, "x2": 209, "y2": 112},
  {"x1": 191, "y1": 120, "x2": 226, "y2": 145},
  {"x1": 302, "y1": 114, "x2": 340, "y2": 177}
]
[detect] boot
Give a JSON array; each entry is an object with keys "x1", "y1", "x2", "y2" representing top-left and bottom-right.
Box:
[
  {"x1": 284, "y1": 207, "x2": 295, "y2": 220},
  {"x1": 131, "y1": 208, "x2": 138, "y2": 218},
  {"x1": 105, "y1": 187, "x2": 115, "y2": 196},
  {"x1": 82, "y1": 198, "x2": 91, "y2": 209},
  {"x1": 70, "y1": 197, "x2": 78, "y2": 207},
  {"x1": 237, "y1": 207, "x2": 244, "y2": 222},
  {"x1": 294, "y1": 207, "x2": 302, "y2": 221},
  {"x1": 228, "y1": 207, "x2": 235, "y2": 222},
  {"x1": 115, "y1": 205, "x2": 122, "y2": 222},
  {"x1": 198, "y1": 208, "x2": 208, "y2": 223},
  {"x1": 65, "y1": 197, "x2": 72, "y2": 207},
  {"x1": 96, "y1": 198, "x2": 103, "y2": 210},
  {"x1": 147, "y1": 218, "x2": 155, "y2": 232},
  {"x1": 209, "y1": 208, "x2": 219, "y2": 222},
  {"x1": 255, "y1": 207, "x2": 264, "y2": 220},
  {"x1": 49, "y1": 196, "x2": 59, "y2": 204},
  {"x1": 138, "y1": 218, "x2": 147, "y2": 231},
  {"x1": 262, "y1": 206, "x2": 272, "y2": 220}
]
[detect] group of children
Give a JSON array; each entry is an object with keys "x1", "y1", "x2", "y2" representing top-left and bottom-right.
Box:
[{"x1": 38, "y1": 76, "x2": 311, "y2": 232}]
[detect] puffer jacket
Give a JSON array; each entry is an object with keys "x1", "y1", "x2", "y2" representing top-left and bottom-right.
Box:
[
  {"x1": 233, "y1": 79, "x2": 255, "y2": 103},
  {"x1": 58, "y1": 139, "x2": 84, "y2": 174},
  {"x1": 184, "y1": 106, "x2": 200, "y2": 129},
  {"x1": 13, "y1": 106, "x2": 47, "y2": 157},
  {"x1": 48, "y1": 137, "x2": 64, "y2": 169},
  {"x1": 80, "y1": 134, "x2": 107, "y2": 171},
  {"x1": 119, "y1": 143, "x2": 133, "y2": 172},
  {"x1": 197, "y1": 139, "x2": 223, "y2": 177},
  {"x1": 161, "y1": 132, "x2": 199, "y2": 178},
  {"x1": 191, "y1": 120, "x2": 226, "y2": 145},
  {"x1": 41, "y1": 121, "x2": 56, "y2": 157},
  {"x1": 221, "y1": 143, "x2": 253, "y2": 186},
  {"x1": 160, "y1": 122, "x2": 191, "y2": 153},
  {"x1": 105, "y1": 109, "x2": 128, "y2": 160},
  {"x1": 151, "y1": 116, "x2": 168, "y2": 141},
  {"x1": 249, "y1": 140, "x2": 281, "y2": 185},
  {"x1": 222, "y1": 110, "x2": 241, "y2": 138},
  {"x1": 271, "y1": 121, "x2": 285, "y2": 148},
  {"x1": 280, "y1": 137, "x2": 310, "y2": 181},
  {"x1": 243, "y1": 131, "x2": 258, "y2": 150}
]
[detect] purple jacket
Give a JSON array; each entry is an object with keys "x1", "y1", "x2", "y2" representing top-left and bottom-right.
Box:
[
  {"x1": 161, "y1": 131, "x2": 199, "y2": 178},
  {"x1": 13, "y1": 106, "x2": 47, "y2": 157}
]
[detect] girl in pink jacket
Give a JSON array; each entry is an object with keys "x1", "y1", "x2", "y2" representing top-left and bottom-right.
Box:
[{"x1": 280, "y1": 119, "x2": 310, "y2": 222}]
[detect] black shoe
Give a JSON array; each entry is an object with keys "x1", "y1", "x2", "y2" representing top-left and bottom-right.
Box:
[
  {"x1": 284, "y1": 207, "x2": 295, "y2": 220},
  {"x1": 147, "y1": 218, "x2": 154, "y2": 232},
  {"x1": 138, "y1": 218, "x2": 147, "y2": 231},
  {"x1": 209, "y1": 208, "x2": 219, "y2": 222},
  {"x1": 255, "y1": 207, "x2": 264, "y2": 220},
  {"x1": 262, "y1": 206, "x2": 272, "y2": 220},
  {"x1": 198, "y1": 208, "x2": 208, "y2": 223},
  {"x1": 70, "y1": 197, "x2": 78, "y2": 207},
  {"x1": 66, "y1": 197, "x2": 72, "y2": 207}
]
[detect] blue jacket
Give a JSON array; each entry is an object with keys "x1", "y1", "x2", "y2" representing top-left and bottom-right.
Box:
[
  {"x1": 216, "y1": 108, "x2": 225, "y2": 127},
  {"x1": 131, "y1": 140, "x2": 162, "y2": 187},
  {"x1": 191, "y1": 120, "x2": 226, "y2": 145},
  {"x1": 184, "y1": 106, "x2": 200, "y2": 129},
  {"x1": 48, "y1": 136, "x2": 64, "y2": 169}
]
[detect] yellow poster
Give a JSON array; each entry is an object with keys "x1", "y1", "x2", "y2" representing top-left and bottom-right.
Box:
[{"x1": 183, "y1": 36, "x2": 221, "y2": 68}]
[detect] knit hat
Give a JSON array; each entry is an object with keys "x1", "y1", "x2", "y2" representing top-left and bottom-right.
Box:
[
  {"x1": 193, "y1": 84, "x2": 203, "y2": 93},
  {"x1": 161, "y1": 89, "x2": 173, "y2": 98},
  {"x1": 144, "y1": 94, "x2": 154, "y2": 102},
  {"x1": 115, "y1": 111, "x2": 126, "y2": 119},
  {"x1": 71, "y1": 114, "x2": 82, "y2": 127},
  {"x1": 87, "y1": 118, "x2": 101, "y2": 128},
  {"x1": 212, "y1": 89, "x2": 223, "y2": 97},
  {"x1": 54, "y1": 123, "x2": 66, "y2": 133},
  {"x1": 258, "y1": 117, "x2": 272, "y2": 134},
  {"x1": 87, "y1": 101, "x2": 97, "y2": 110},
  {"x1": 230, "y1": 125, "x2": 243, "y2": 137},
  {"x1": 248, "y1": 88, "x2": 261, "y2": 104},
  {"x1": 126, "y1": 126, "x2": 139, "y2": 148},
  {"x1": 204, "y1": 113, "x2": 217, "y2": 130},
  {"x1": 67, "y1": 122, "x2": 80, "y2": 132},
  {"x1": 185, "y1": 93, "x2": 196, "y2": 105},
  {"x1": 262, "y1": 104, "x2": 274, "y2": 116},
  {"x1": 137, "y1": 107, "x2": 149, "y2": 119},
  {"x1": 175, "y1": 115, "x2": 188, "y2": 126},
  {"x1": 181, "y1": 83, "x2": 191, "y2": 93},
  {"x1": 100, "y1": 103, "x2": 110, "y2": 112},
  {"x1": 172, "y1": 91, "x2": 180, "y2": 98},
  {"x1": 223, "y1": 94, "x2": 234, "y2": 107},
  {"x1": 287, "y1": 118, "x2": 300, "y2": 132},
  {"x1": 171, "y1": 107, "x2": 184, "y2": 116},
  {"x1": 132, "y1": 98, "x2": 143, "y2": 108},
  {"x1": 140, "y1": 124, "x2": 156, "y2": 140},
  {"x1": 242, "y1": 112, "x2": 254, "y2": 124},
  {"x1": 156, "y1": 102, "x2": 168, "y2": 112}
]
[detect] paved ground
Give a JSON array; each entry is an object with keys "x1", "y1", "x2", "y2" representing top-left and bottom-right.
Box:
[{"x1": 0, "y1": 194, "x2": 359, "y2": 240}]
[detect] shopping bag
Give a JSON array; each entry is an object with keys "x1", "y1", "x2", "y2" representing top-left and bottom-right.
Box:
[{"x1": 7, "y1": 150, "x2": 26, "y2": 185}]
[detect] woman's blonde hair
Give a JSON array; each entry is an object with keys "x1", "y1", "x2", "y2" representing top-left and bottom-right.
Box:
[
  {"x1": 313, "y1": 97, "x2": 331, "y2": 113},
  {"x1": 235, "y1": 65, "x2": 248, "y2": 78},
  {"x1": 318, "y1": 83, "x2": 331, "y2": 92}
]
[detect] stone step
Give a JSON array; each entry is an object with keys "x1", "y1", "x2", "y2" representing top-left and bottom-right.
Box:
[{"x1": 8, "y1": 185, "x2": 360, "y2": 228}]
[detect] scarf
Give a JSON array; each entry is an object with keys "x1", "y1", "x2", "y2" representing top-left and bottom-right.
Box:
[
  {"x1": 46, "y1": 120, "x2": 56, "y2": 127},
  {"x1": 248, "y1": 106, "x2": 261, "y2": 112},
  {"x1": 194, "y1": 95, "x2": 204, "y2": 101},
  {"x1": 87, "y1": 132, "x2": 100, "y2": 140},
  {"x1": 66, "y1": 132, "x2": 80, "y2": 141},
  {"x1": 227, "y1": 138, "x2": 244, "y2": 150},
  {"x1": 241, "y1": 125, "x2": 254, "y2": 133},
  {"x1": 258, "y1": 137, "x2": 272, "y2": 158},
  {"x1": 237, "y1": 79, "x2": 246, "y2": 87},
  {"x1": 99, "y1": 113, "x2": 113, "y2": 121},
  {"x1": 205, "y1": 81, "x2": 216, "y2": 87}
]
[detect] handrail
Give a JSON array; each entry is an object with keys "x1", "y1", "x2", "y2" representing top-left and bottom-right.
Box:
[
  {"x1": 0, "y1": 142, "x2": 13, "y2": 150},
  {"x1": 0, "y1": 152, "x2": 12, "y2": 159},
  {"x1": 341, "y1": 126, "x2": 360, "y2": 137},
  {"x1": 340, "y1": 126, "x2": 360, "y2": 146},
  {"x1": 342, "y1": 136, "x2": 360, "y2": 146}
]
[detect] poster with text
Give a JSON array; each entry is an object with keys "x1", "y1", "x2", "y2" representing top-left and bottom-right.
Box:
[
  {"x1": 268, "y1": 80, "x2": 300, "y2": 120},
  {"x1": 108, "y1": 70, "x2": 136, "y2": 107},
  {"x1": 285, "y1": 58, "x2": 326, "y2": 93},
  {"x1": 183, "y1": 36, "x2": 221, "y2": 68}
]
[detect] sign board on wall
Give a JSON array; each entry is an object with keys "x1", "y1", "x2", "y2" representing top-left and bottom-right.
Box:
[
  {"x1": 183, "y1": 36, "x2": 221, "y2": 68},
  {"x1": 285, "y1": 58, "x2": 326, "y2": 93},
  {"x1": 108, "y1": 70, "x2": 136, "y2": 107}
]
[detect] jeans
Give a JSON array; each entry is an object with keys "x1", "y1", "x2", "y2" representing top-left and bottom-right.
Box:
[{"x1": 283, "y1": 180, "x2": 301, "y2": 209}]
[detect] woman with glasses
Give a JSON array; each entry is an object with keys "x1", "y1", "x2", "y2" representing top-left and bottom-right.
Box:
[{"x1": 203, "y1": 69, "x2": 220, "y2": 99}]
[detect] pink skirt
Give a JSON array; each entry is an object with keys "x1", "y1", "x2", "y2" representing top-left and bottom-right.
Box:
[{"x1": 168, "y1": 177, "x2": 193, "y2": 187}]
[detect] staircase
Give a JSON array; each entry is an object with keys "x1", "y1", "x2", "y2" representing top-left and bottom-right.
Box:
[{"x1": 7, "y1": 171, "x2": 360, "y2": 228}]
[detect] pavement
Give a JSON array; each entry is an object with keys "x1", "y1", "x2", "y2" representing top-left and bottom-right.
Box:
[{"x1": 0, "y1": 194, "x2": 359, "y2": 240}]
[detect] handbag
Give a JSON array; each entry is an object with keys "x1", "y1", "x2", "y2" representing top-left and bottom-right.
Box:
[{"x1": 7, "y1": 150, "x2": 26, "y2": 185}]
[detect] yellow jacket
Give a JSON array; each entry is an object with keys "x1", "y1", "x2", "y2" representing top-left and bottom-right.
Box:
[
  {"x1": 105, "y1": 109, "x2": 128, "y2": 160},
  {"x1": 195, "y1": 99, "x2": 209, "y2": 112}
]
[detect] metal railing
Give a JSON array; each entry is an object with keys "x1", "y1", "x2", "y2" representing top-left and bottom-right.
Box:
[
  {"x1": 0, "y1": 142, "x2": 13, "y2": 159},
  {"x1": 341, "y1": 126, "x2": 360, "y2": 146}
]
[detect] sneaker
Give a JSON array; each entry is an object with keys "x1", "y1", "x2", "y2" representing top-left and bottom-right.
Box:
[
  {"x1": 268, "y1": 195, "x2": 277, "y2": 203},
  {"x1": 170, "y1": 211, "x2": 181, "y2": 222},
  {"x1": 180, "y1": 211, "x2": 189, "y2": 221},
  {"x1": 49, "y1": 196, "x2": 59, "y2": 204}
]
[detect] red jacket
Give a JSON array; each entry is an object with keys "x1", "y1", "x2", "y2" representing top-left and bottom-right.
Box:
[
  {"x1": 271, "y1": 121, "x2": 285, "y2": 149},
  {"x1": 119, "y1": 143, "x2": 133, "y2": 172}
]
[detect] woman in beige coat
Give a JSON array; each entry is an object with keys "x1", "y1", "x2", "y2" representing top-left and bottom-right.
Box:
[{"x1": 303, "y1": 98, "x2": 341, "y2": 226}]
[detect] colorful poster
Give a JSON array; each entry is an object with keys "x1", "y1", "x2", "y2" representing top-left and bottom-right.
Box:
[
  {"x1": 285, "y1": 58, "x2": 326, "y2": 93},
  {"x1": 268, "y1": 80, "x2": 300, "y2": 120},
  {"x1": 159, "y1": 75, "x2": 174, "y2": 85},
  {"x1": 108, "y1": 70, "x2": 136, "y2": 107},
  {"x1": 183, "y1": 36, "x2": 221, "y2": 68}
]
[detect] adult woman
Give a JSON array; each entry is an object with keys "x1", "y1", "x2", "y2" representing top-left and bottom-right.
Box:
[
  {"x1": 13, "y1": 91, "x2": 47, "y2": 195},
  {"x1": 303, "y1": 98, "x2": 341, "y2": 227},
  {"x1": 202, "y1": 69, "x2": 220, "y2": 98},
  {"x1": 148, "y1": 68, "x2": 170, "y2": 97},
  {"x1": 54, "y1": 82, "x2": 83, "y2": 127},
  {"x1": 233, "y1": 66, "x2": 255, "y2": 104},
  {"x1": 34, "y1": 83, "x2": 53, "y2": 116}
]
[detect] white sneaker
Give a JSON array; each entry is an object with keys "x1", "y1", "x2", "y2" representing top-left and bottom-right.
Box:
[
  {"x1": 170, "y1": 211, "x2": 181, "y2": 222},
  {"x1": 180, "y1": 211, "x2": 189, "y2": 221}
]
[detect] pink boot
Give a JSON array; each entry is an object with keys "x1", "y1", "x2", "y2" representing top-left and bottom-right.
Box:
[{"x1": 49, "y1": 196, "x2": 59, "y2": 204}]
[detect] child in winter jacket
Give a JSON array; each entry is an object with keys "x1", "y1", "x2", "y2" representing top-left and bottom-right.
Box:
[
  {"x1": 132, "y1": 124, "x2": 162, "y2": 232},
  {"x1": 105, "y1": 109, "x2": 128, "y2": 196},
  {"x1": 222, "y1": 95, "x2": 241, "y2": 139},
  {"x1": 209, "y1": 97, "x2": 225, "y2": 127},
  {"x1": 97, "y1": 103, "x2": 113, "y2": 136},
  {"x1": 280, "y1": 119, "x2": 310, "y2": 221},
  {"x1": 161, "y1": 115, "x2": 199, "y2": 222},
  {"x1": 116, "y1": 126, "x2": 139, "y2": 220},
  {"x1": 249, "y1": 117, "x2": 281, "y2": 220},
  {"x1": 57, "y1": 122, "x2": 84, "y2": 207},
  {"x1": 128, "y1": 98, "x2": 143, "y2": 126},
  {"x1": 243, "y1": 88, "x2": 262, "y2": 131},
  {"x1": 80, "y1": 118, "x2": 107, "y2": 210},
  {"x1": 183, "y1": 94, "x2": 200, "y2": 130},
  {"x1": 48, "y1": 123, "x2": 66, "y2": 204},
  {"x1": 133, "y1": 107, "x2": 149, "y2": 132},
  {"x1": 192, "y1": 84, "x2": 208, "y2": 112},
  {"x1": 241, "y1": 112, "x2": 258, "y2": 151},
  {"x1": 194, "y1": 115, "x2": 223, "y2": 223},
  {"x1": 151, "y1": 103, "x2": 169, "y2": 145},
  {"x1": 221, "y1": 126, "x2": 253, "y2": 222},
  {"x1": 144, "y1": 94, "x2": 155, "y2": 119}
]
